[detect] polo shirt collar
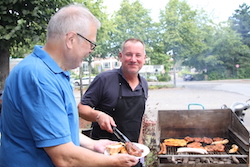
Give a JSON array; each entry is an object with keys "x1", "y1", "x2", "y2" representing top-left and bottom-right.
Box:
[
  {"x1": 118, "y1": 67, "x2": 143, "y2": 89},
  {"x1": 33, "y1": 45, "x2": 70, "y2": 77}
]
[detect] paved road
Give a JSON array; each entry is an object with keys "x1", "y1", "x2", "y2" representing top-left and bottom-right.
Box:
[
  {"x1": 74, "y1": 79, "x2": 250, "y2": 130},
  {"x1": 145, "y1": 79, "x2": 250, "y2": 131}
]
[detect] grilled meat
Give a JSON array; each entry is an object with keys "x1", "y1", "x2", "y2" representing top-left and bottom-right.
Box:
[
  {"x1": 125, "y1": 142, "x2": 144, "y2": 157},
  {"x1": 203, "y1": 137, "x2": 213, "y2": 144},
  {"x1": 158, "y1": 142, "x2": 166, "y2": 155},
  {"x1": 187, "y1": 142, "x2": 204, "y2": 149},
  {"x1": 164, "y1": 138, "x2": 187, "y2": 147},
  {"x1": 213, "y1": 137, "x2": 224, "y2": 141},
  {"x1": 193, "y1": 137, "x2": 204, "y2": 142},
  {"x1": 204, "y1": 144, "x2": 225, "y2": 152},
  {"x1": 184, "y1": 136, "x2": 194, "y2": 143}
]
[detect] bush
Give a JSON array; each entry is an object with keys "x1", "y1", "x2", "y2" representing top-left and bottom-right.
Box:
[{"x1": 157, "y1": 74, "x2": 171, "y2": 82}]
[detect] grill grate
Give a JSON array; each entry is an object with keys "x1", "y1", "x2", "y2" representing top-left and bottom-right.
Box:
[
  {"x1": 158, "y1": 145, "x2": 248, "y2": 165},
  {"x1": 157, "y1": 109, "x2": 249, "y2": 166}
]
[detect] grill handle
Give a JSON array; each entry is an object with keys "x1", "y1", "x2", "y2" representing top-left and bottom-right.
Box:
[{"x1": 188, "y1": 103, "x2": 205, "y2": 110}]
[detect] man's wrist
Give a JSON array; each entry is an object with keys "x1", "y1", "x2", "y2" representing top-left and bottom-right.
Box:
[{"x1": 96, "y1": 112, "x2": 103, "y2": 122}]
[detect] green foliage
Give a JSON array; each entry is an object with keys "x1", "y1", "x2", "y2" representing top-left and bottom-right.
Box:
[
  {"x1": 194, "y1": 74, "x2": 205, "y2": 81},
  {"x1": 148, "y1": 84, "x2": 174, "y2": 89},
  {"x1": 0, "y1": 0, "x2": 72, "y2": 53},
  {"x1": 159, "y1": 0, "x2": 206, "y2": 58},
  {"x1": 78, "y1": 0, "x2": 113, "y2": 58},
  {"x1": 230, "y1": 3, "x2": 250, "y2": 47},
  {"x1": 0, "y1": 0, "x2": 72, "y2": 88},
  {"x1": 157, "y1": 74, "x2": 171, "y2": 82},
  {"x1": 109, "y1": 0, "x2": 153, "y2": 56},
  {"x1": 1, "y1": 0, "x2": 250, "y2": 86},
  {"x1": 237, "y1": 66, "x2": 250, "y2": 78}
]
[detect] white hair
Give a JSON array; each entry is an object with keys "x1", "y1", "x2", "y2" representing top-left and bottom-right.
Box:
[{"x1": 46, "y1": 4, "x2": 101, "y2": 40}]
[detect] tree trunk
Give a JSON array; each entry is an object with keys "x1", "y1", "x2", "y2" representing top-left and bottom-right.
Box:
[{"x1": 0, "y1": 46, "x2": 10, "y2": 89}]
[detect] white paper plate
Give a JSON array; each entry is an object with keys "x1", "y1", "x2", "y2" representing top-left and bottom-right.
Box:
[{"x1": 104, "y1": 142, "x2": 150, "y2": 158}]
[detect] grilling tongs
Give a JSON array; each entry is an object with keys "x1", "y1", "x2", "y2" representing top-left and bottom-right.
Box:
[{"x1": 112, "y1": 127, "x2": 131, "y2": 143}]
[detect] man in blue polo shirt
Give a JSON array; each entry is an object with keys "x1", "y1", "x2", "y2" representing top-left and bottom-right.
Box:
[{"x1": 0, "y1": 4, "x2": 138, "y2": 167}]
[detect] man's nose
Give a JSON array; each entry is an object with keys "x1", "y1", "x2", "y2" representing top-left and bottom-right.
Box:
[{"x1": 130, "y1": 55, "x2": 137, "y2": 61}]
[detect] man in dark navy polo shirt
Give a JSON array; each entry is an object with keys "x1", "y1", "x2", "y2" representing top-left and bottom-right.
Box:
[{"x1": 78, "y1": 38, "x2": 148, "y2": 167}]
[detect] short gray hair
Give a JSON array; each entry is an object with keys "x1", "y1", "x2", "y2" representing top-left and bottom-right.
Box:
[
  {"x1": 121, "y1": 38, "x2": 146, "y2": 54},
  {"x1": 47, "y1": 4, "x2": 101, "y2": 40}
]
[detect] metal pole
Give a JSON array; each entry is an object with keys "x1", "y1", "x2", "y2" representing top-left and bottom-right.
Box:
[{"x1": 173, "y1": 57, "x2": 176, "y2": 88}]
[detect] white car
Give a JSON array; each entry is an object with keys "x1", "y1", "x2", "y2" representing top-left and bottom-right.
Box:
[
  {"x1": 148, "y1": 76, "x2": 158, "y2": 82},
  {"x1": 73, "y1": 76, "x2": 95, "y2": 86}
]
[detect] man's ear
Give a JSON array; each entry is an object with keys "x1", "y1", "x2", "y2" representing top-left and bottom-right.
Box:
[
  {"x1": 119, "y1": 52, "x2": 122, "y2": 60},
  {"x1": 65, "y1": 31, "x2": 76, "y2": 49}
]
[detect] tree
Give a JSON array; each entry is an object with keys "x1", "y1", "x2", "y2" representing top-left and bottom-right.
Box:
[
  {"x1": 0, "y1": 0, "x2": 71, "y2": 89},
  {"x1": 108, "y1": 0, "x2": 153, "y2": 56},
  {"x1": 230, "y1": 3, "x2": 250, "y2": 47},
  {"x1": 78, "y1": 0, "x2": 113, "y2": 58},
  {"x1": 159, "y1": 0, "x2": 207, "y2": 68}
]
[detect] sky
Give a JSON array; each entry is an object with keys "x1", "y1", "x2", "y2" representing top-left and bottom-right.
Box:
[{"x1": 102, "y1": 0, "x2": 248, "y2": 22}]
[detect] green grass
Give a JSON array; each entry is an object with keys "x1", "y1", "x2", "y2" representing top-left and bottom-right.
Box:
[{"x1": 148, "y1": 84, "x2": 174, "y2": 89}]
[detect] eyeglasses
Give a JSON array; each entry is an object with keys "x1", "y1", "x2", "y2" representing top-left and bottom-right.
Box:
[{"x1": 76, "y1": 33, "x2": 97, "y2": 50}]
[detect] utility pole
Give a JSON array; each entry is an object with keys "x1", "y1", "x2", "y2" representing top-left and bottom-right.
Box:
[
  {"x1": 167, "y1": 50, "x2": 176, "y2": 88},
  {"x1": 173, "y1": 56, "x2": 176, "y2": 88}
]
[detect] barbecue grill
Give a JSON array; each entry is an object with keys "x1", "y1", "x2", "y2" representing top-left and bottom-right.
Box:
[{"x1": 156, "y1": 109, "x2": 249, "y2": 166}]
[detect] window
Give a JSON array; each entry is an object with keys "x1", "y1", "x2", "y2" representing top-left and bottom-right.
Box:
[
  {"x1": 103, "y1": 62, "x2": 110, "y2": 69},
  {"x1": 114, "y1": 62, "x2": 119, "y2": 67}
]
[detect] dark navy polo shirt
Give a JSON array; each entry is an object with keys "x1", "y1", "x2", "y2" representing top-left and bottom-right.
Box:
[{"x1": 81, "y1": 68, "x2": 148, "y2": 111}]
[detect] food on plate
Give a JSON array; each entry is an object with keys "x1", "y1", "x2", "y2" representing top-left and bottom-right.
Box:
[
  {"x1": 164, "y1": 138, "x2": 187, "y2": 147},
  {"x1": 204, "y1": 144, "x2": 225, "y2": 152},
  {"x1": 120, "y1": 146, "x2": 128, "y2": 154},
  {"x1": 203, "y1": 137, "x2": 213, "y2": 144},
  {"x1": 229, "y1": 144, "x2": 239, "y2": 153},
  {"x1": 125, "y1": 142, "x2": 144, "y2": 157},
  {"x1": 158, "y1": 142, "x2": 166, "y2": 155},
  {"x1": 177, "y1": 147, "x2": 208, "y2": 154},
  {"x1": 187, "y1": 142, "x2": 203, "y2": 149},
  {"x1": 106, "y1": 142, "x2": 144, "y2": 157},
  {"x1": 106, "y1": 142, "x2": 125, "y2": 155},
  {"x1": 211, "y1": 139, "x2": 229, "y2": 145}
]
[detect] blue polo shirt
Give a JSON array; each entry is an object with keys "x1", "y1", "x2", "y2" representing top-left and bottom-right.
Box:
[{"x1": 0, "y1": 45, "x2": 79, "y2": 167}]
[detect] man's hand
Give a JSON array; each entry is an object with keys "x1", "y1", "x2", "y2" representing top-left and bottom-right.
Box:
[
  {"x1": 97, "y1": 112, "x2": 116, "y2": 133},
  {"x1": 111, "y1": 154, "x2": 139, "y2": 167},
  {"x1": 93, "y1": 139, "x2": 117, "y2": 153}
]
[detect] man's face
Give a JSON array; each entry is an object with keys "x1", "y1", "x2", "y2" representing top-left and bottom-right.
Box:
[
  {"x1": 68, "y1": 24, "x2": 97, "y2": 69},
  {"x1": 119, "y1": 41, "x2": 146, "y2": 75}
]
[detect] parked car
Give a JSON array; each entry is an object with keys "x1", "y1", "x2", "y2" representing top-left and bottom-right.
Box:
[
  {"x1": 148, "y1": 76, "x2": 158, "y2": 82},
  {"x1": 73, "y1": 76, "x2": 95, "y2": 86},
  {"x1": 183, "y1": 74, "x2": 194, "y2": 81}
]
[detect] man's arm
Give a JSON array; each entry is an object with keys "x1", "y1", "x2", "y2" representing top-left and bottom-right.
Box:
[
  {"x1": 78, "y1": 103, "x2": 116, "y2": 133},
  {"x1": 44, "y1": 141, "x2": 139, "y2": 167},
  {"x1": 78, "y1": 104, "x2": 99, "y2": 122}
]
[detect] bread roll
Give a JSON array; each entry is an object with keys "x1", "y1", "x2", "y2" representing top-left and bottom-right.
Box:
[{"x1": 106, "y1": 143, "x2": 124, "y2": 155}]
